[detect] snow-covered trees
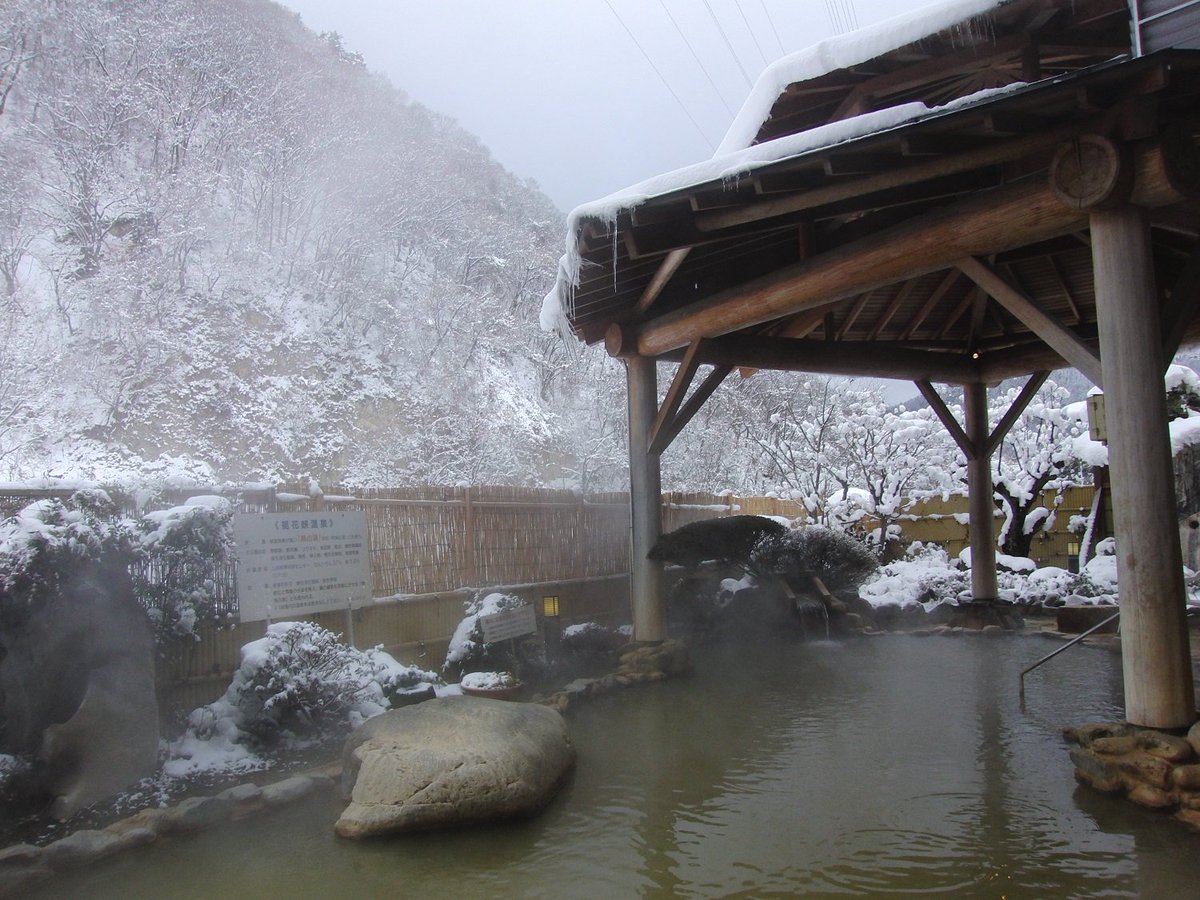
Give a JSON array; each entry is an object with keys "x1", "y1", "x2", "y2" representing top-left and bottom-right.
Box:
[
  {"x1": 989, "y1": 379, "x2": 1087, "y2": 558},
  {"x1": 0, "y1": 0, "x2": 598, "y2": 486}
]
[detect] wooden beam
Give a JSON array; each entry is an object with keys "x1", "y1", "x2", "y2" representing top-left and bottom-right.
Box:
[
  {"x1": 631, "y1": 138, "x2": 1196, "y2": 360},
  {"x1": 916, "y1": 380, "x2": 973, "y2": 456},
  {"x1": 636, "y1": 248, "x2": 690, "y2": 316},
  {"x1": 956, "y1": 255, "x2": 1104, "y2": 387},
  {"x1": 693, "y1": 335, "x2": 980, "y2": 384},
  {"x1": 649, "y1": 365, "x2": 733, "y2": 455},
  {"x1": 983, "y1": 370, "x2": 1050, "y2": 458},
  {"x1": 647, "y1": 339, "x2": 706, "y2": 454}
]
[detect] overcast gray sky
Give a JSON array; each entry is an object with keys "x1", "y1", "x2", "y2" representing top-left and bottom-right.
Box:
[{"x1": 277, "y1": 0, "x2": 906, "y2": 213}]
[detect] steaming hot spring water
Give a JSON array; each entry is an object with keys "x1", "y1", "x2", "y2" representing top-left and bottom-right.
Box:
[{"x1": 30, "y1": 634, "x2": 1200, "y2": 898}]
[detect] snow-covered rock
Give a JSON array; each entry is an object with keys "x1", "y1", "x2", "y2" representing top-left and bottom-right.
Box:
[{"x1": 336, "y1": 696, "x2": 574, "y2": 838}]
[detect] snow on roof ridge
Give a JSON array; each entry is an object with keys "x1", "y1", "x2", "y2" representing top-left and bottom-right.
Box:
[{"x1": 717, "y1": 0, "x2": 1012, "y2": 155}]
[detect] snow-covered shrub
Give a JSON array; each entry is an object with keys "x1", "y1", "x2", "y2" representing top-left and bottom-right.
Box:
[
  {"x1": 860, "y1": 543, "x2": 969, "y2": 608},
  {"x1": 181, "y1": 622, "x2": 437, "y2": 752},
  {"x1": 559, "y1": 621, "x2": 624, "y2": 658},
  {"x1": 0, "y1": 491, "x2": 137, "y2": 628},
  {"x1": 444, "y1": 591, "x2": 542, "y2": 681},
  {"x1": 369, "y1": 647, "x2": 442, "y2": 704},
  {"x1": 750, "y1": 524, "x2": 879, "y2": 592},
  {"x1": 135, "y1": 497, "x2": 236, "y2": 642}
]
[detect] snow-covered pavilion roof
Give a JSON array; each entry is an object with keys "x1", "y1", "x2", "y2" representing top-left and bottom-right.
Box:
[
  {"x1": 716, "y1": 0, "x2": 1014, "y2": 155},
  {"x1": 548, "y1": 0, "x2": 1028, "y2": 317},
  {"x1": 546, "y1": 0, "x2": 1193, "y2": 373}
]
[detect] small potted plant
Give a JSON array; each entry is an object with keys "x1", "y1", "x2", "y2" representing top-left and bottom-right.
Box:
[{"x1": 460, "y1": 669, "x2": 522, "y2": 700}]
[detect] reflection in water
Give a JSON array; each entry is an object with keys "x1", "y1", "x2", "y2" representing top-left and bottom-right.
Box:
[{"x1": 33, "y1": 635, "x2": 1200, "y2": 899}]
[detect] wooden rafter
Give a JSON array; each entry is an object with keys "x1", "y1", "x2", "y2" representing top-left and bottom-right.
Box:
[
  {"x1": 899, "y1": 270, "x2": 960, "y2": 340},
  {"x1": 1048, "y1": 254, "x2": 1084, "y2": 324},
  {"x1": 636, "y1": 248, "x2": 690, "y2": 316},
  {"x1": 835, "y1": 293, "x2": 871, "y2": 340},
  {"x1": 956, "y1": 255, "x2": 1104, "y2": 387},
  {"x1": 867, "y1": 280, "x2": 918, "y2": 340}
]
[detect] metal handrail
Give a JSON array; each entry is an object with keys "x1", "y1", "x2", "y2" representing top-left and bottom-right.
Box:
[{"x1": 1018, "y1": 610, "x2": 1121, "y2": 703}]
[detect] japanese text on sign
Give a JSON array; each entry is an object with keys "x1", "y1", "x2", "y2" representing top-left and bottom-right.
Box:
[{"x1": 234, "y1": 511, "x2": 371, "y2": 622}]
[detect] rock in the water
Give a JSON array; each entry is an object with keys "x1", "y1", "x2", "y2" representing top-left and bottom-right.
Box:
[
  {"x1": 336, "y1": 696, "x2": 574, "y2": 839},
  {"x1": 647, "y1": 515, "x2": 785, "y2": 568}
]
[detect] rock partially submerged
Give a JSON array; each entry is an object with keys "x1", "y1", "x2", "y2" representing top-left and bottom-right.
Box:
[{"x1": 336, "y1": 696, "x2": 574, "y2": 839}]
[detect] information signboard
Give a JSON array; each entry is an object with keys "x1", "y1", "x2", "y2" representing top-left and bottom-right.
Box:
[
  {"x1": 479, "y1": 604, "x2": 538, "y2": 643},
  {"x1": 234, "y1": 510, "x2": 371, "y2": 623}
]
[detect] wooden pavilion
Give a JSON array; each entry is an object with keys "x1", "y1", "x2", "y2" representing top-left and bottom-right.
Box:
[{"x1": 547, "y1": 0, "x2": 1200, "y2": 728}]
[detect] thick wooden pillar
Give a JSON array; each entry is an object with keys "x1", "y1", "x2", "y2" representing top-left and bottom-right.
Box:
[
  {"x1": 626, "y1": 355, "x2": 666, "y2": 642},
  {"x1": 964, "y1": 382, "x2": 999, "y2": 601},
  {"x1": 1092, "y1": 205, "x2": 1195, "y2": 729}
]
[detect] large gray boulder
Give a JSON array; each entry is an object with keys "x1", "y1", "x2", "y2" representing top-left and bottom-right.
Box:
[{"x1": 336, "y1": 696, "x2": 574, "y2": 839}]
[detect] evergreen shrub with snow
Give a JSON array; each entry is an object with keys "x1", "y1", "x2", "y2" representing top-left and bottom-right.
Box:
[
  {"x1": 559, "y1": 621, "x2": 624, "y2": 658},
  {"x1": 750, "y1": 524, "x2": 879, "y2": 593},
  {"x1": 179, "y1": 621, "x2": 438, "y2": 755},
  {"x1": 135, "y1": 497, "x2": 236, "y2": 642},
  {"x1": 0, "y1": 491, "x2": 137, "y2": 630}
]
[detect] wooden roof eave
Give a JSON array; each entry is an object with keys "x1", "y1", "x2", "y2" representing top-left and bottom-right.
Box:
[{"x1": 620, "y1": 134, "x2": 1196, "y2": 361}]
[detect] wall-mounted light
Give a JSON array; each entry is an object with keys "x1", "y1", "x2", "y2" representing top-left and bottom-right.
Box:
[{"x1": 542, "y1": 595, "x2": 560, "y2": 617}]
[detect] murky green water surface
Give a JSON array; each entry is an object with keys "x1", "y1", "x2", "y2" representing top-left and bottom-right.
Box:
[{"x1": 34, "y1": 634, "x2": 1200, "y2": 898}]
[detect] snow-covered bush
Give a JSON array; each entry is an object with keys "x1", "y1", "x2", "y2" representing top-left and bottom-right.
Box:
[
  {"x1": 860, "y1": 543, "x2": 969, "y2": 608},
  {"x1": 0, "y1": 491, "x2": 239, "y2": 645},
  {"x1": 444, "y1": 591, "x2": 542, "y2": 681},
  {"x1": 750, "y1": 524, "x2": 879, "y2": 592},
  {"x1": 135, "y1": 496, "x2": 236, "y2": 642},
  {"x1": 177, "y1": 622, "x2": 438, "y2": 756},
  {"x1": 0, "y1": 490, "x2": 137, "y2": 628},
  {"x1": 559, "y1": 621, "x2": 624, "y2": 658}
]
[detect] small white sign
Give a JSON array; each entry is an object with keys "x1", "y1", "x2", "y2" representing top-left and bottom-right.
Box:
[
  {"x1": 479, "y1": 604, "x2": 538, "y2": 643},
  {"x1": 234, "y1": 511, "x2": 371, "y2": 623}
]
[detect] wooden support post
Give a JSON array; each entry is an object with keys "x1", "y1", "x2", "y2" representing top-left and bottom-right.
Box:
[
  {"x1": 964, "y1": 382, "x2": 998, "y2": 602},
  {"x1": 1092, "y1": 205, "x2": 1195, "y2": 729},
  {"x1": 626, "y1": 355, "x2": 666, "y2": 642}
]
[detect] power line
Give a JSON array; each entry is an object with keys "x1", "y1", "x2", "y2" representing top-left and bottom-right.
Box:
[
  {"x1": 757, "y1": 0, "x2": 788, "y2": 55},
  {"x1": 700, "y1": 0, "x2": 754, "y2": 88},
  {"x1": 656, "y1": 0, "x2": 737, "y2": 117},
  {"x1": 603, "y1": 0, "x2": 717, "y2": 152},
  {"x1": 732, "y1": 0, "x2": 770, "y2": 67}
]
